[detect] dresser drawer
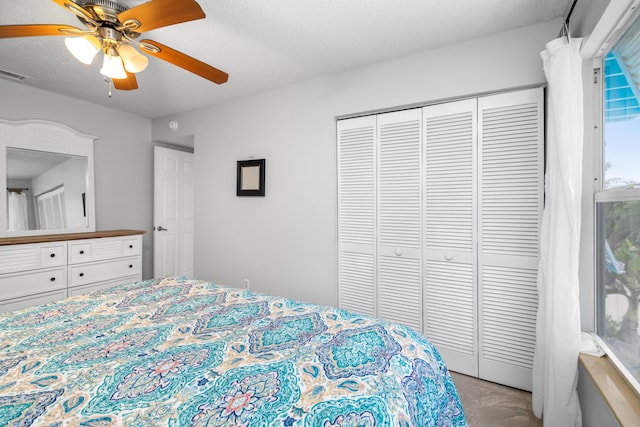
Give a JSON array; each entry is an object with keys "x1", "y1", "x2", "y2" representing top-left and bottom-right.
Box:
[
  {"x1": 68, "y1": 275, "x2": 141, "y2": 298},
  {"x1": 0, "y1": 243, "x2": 66, "y2": 275},
  {"x1": 68, "y1": 256, "x2": 141, "y2": 287},
  {"x1": 68, "y1": 236, "x2": 142, "y2": 264},
  {"x1": 0, "y1": 289, "x2": 68, "y2": 314},
  {"x1": 0, "y1": 267, "x2": 66, "y2": 301}
]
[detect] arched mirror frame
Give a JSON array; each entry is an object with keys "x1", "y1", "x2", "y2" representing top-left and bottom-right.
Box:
[{"x1": 0, "y1": 119, "x2": 96, "y2": 237}]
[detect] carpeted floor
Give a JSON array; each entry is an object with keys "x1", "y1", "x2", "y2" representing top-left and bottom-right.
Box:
[{"x1": 451, "y1": 372, "x2": 543, "y2": 427}]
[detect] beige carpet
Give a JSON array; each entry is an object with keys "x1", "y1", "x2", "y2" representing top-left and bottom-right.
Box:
[{"x1": 451, "y1": 372, "x2": 543, "y2": 427}]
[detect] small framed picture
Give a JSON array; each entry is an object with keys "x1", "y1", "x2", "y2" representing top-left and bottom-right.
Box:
[{"x1": 237, "y1": 159, "x2": 265, "y2": 197}]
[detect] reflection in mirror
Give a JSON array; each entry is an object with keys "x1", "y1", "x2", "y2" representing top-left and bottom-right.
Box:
[{"x1": 6, "y1": 148, "x2": 88, "y2": 232}]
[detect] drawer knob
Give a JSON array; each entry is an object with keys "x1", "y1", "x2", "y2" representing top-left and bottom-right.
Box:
[
  {"x1": 50, "y1": 253, "x2": 55, "y2": 258},
  {"x1": 79, "y1": 250, "x2": 84, "y2": 255},
  {"x1": 129, "y1": 264, "x2": 133, "y2": 268},
  {"x1": 129, "y1": 245, "x2": 133, "y2": 249},
  {"x1": 50, "y1": 277, "x2": 56, "y2": 282},
  {"x1": 79, "y1": 272, "x2": 84, "y2": 277}
]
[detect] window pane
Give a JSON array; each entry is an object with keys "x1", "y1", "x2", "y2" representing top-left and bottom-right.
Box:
[
  {"x1": 603, "y1": 14, "x2": 640, "y2": 188},
  {"x1": 603, "y1": 116, "x2": 640, "y2": 188},
  {"x1": 597, "y1": 200, "x2": 640, "y2": 385}
]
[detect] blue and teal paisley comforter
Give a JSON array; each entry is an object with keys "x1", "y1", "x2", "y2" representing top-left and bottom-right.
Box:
[{"x1": 0, "y1": 276, "x2": 467, "y2": 426}]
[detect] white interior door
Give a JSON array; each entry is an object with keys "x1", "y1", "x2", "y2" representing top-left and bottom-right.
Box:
[
  {"x1": 477, "y1": 88, "x2": 543, "y2": 392},
  {"x1": 337, "y1": 115, "x2": 377, "y2": 317},
  {"x1": 423, "y1": 98, "x2": 478, "y2": 377},
  {"x1": 377, "y1": 109, "x2": 423, "y2": 332},
  {"x1": 154, "y1": 146, "x2": 194, "y2": 278}
]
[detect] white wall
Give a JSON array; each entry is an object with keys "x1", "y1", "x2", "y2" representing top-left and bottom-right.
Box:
[
  {"x1": 0, "y1": 80, "x2": 154, "y2": 279},
  {"x1": 578, "y1": 363, "x2": 619, "y2": 427},
  {"x1": 152, "y1": 19, "x2": 560, "y2": 307}
]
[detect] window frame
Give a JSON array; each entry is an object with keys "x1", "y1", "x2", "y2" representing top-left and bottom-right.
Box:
[{"x1": 594, "y1": 9, "x2": 640, "y2": 394}]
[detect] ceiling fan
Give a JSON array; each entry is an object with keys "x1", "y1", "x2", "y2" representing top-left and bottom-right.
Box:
[{"x1": 0, "y1": 0, "x2": 228, "y2": 90}]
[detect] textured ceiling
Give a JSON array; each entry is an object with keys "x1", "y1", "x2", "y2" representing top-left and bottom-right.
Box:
[{"x1": 0, "y1": 0, "x2": 572, "y2": 119}]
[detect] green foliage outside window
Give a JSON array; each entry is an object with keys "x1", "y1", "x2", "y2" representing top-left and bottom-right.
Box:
[{"x1": 599, "y1": 201, "x2": 640, "y2": 380}]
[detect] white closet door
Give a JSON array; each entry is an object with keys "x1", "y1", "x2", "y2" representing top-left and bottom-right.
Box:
[
  {"x1": 377, "y1": 109, "x2": 423, "y2": 332},
  {"x1": 337, "y1": 116, "x2": 377, "y2": 317},
  {"x1": 478, "y1": 88, "x2": 543, "y2": 391},
  {"x1": 423, "y1": 99, "x2": 478, "y2": 376}
]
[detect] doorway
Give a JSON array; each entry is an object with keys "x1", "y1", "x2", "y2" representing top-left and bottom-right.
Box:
[{"x1": 153, "y1": 146, "x2": 194, "y2": 278}]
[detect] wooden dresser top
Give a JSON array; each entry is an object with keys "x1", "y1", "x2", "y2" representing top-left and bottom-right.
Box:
[{"x1": 0, "y1": 230, "x2": 145, "y2": 246}]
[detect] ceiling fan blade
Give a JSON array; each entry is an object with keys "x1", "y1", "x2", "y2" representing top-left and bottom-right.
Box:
[
  {"x1": 0, "y1": 24, "x2": 84, "y2": 38},
  {"x1": 118, "y1": 0, "x2": 205, "y2": 33},
  {"x1": 140, "y1": 39, "x2": 228, "y2": 85},
  {"x1": 113, "y1": 72, "x2": 138, "y2": 91}
]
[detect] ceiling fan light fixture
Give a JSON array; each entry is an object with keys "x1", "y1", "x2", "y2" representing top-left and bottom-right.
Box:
[
  {"x1": 1, "y1": 0, "x2": 228, "y2": 90},
  {"x1": 117, "y1": 43, "x2": 148, "y2": 73},
  {"x1": 100, "y1": 52, "x2": 127, "y2": 79},
  {"x1": 65, "y1": 35, "x2": 101, "y2": 65}
]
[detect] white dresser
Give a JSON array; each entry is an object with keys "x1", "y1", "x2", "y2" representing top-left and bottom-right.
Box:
[{"x1": 0, "y1": 230, "x2": 144, "y2": 313}]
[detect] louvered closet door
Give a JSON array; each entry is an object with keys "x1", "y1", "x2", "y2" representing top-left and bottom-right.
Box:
[
  {"x1": 423, "y1": 99, "x2": 478, "y2": 377},
  {"x1": 377, "y1": 109, "x2": 423, "y2": 332},
  {"x1": 478, "y1": 88, "x2": 543, "y2": 391},
  {"x1": 337, "y1": 116, "x2": 377, "y2": 317}
]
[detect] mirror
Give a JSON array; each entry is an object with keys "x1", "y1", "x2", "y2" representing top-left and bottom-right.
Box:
[
  {"x1": 0, "y1": 119, "x2": 96, "y2": 237},
  {"x1": 7, "y1": 148, "x2": 88, "y2": 231}
]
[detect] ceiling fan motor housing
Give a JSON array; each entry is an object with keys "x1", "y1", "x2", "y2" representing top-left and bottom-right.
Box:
[
  {"x1": 73, "y1": 0, "x2": 141, "y2": 34},
  {"x1": 76, "y1": 0, "x2": 127, "y2": 23},
  {"x1": 99, "y1": 26, "x2": 121, "y2": 45}
]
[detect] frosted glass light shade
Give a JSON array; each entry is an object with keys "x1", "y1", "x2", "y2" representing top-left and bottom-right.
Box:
[
  {"x1": 118, "y1": 44, "x2": 148, "y2": 73},
  {"x1": 100, "y1": 53, "x2": 127, "y2": 79},
  {"x1": 65, "y1": 36, "x2": 101, "y2": 64}
]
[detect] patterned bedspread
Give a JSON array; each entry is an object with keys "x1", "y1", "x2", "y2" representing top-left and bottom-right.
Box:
[{"x1": 0, "y1": 276, "x2": 467, "y2": 426}]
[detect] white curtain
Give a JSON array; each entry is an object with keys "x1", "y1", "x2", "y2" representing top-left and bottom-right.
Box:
[
  {"x1": 532, "y1": 36, "x2": 584, "y2": 426},
  {"x1": 7, "y1": 191, "x2": 29, "y2": 231}
]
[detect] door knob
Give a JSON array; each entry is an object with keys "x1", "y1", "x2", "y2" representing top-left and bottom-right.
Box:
[{"x1": 156, "y1": 226, "x2": 168, "y2": 231}]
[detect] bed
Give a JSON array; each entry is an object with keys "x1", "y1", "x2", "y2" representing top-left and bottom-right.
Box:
[{"x1": 0, "y1": 276, "x2": 467, "y2": 426}]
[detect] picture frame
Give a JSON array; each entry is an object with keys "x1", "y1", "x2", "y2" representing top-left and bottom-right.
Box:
[{"x1": 236, "y1": 159, "x2": 265, "y2": 197}]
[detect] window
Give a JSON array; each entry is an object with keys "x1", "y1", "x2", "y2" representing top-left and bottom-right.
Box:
[
  {"x1": 35, "y1": 186, "x2": 66, "y2": 230},
  {"x1": 597, "y1": 11, "x2": 640, "y2": 392}
]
